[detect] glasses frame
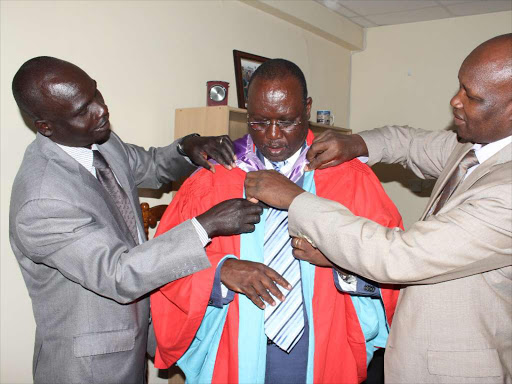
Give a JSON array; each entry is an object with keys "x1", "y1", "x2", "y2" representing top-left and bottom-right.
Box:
[
  {"x1": 247, "y1": 108, "x2": 306, "y2": 133},
  {"x1": 247, "y1": 119, "x2": 303, "y2": 133}
]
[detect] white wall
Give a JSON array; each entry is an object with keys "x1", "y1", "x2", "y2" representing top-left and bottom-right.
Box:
[
  {"x1": 0, "y1": 1, "x2": 354, "y2": 382},
  {"x1": 350, "y1": 11, "x2": 512, "y2": 228}
]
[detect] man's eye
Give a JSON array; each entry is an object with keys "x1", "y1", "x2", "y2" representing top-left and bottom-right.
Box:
[
  {"x1": 467, "y1": 94, "x2": 481, "y2": 102},
  {"x1": 78, "y1": 107, "x2": 87, "y2": 116}
]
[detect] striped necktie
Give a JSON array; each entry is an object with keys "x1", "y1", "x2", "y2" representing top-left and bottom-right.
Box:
[{"x1": 264, "y1": 160, "x2": 305, "y2": 353}]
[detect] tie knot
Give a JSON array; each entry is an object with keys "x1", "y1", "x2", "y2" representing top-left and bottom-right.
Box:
[
  {"x1": 93, "y1": 150, "x2": 109, "y2": 170},
  {"x1": 271, "y1": 161, "x2": 287, "y2": 172},
  {"x1": 460, "y1": 149, "x2": 479, "y2": 171}
]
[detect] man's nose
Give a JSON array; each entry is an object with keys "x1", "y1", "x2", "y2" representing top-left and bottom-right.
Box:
[
  {"x1": 93, "y1": 99, "x2": 109, "y2": 117},
  {"x1": 266, "y1": 122, "x2": 283, "y2": 139},
  {"x1": 450, "y1": 89, "x2": 463, "y2": 109}
]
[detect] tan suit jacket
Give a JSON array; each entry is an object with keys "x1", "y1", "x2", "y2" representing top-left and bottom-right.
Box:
[{"x1": 288, "y1": 126, "x2": 512, "y2": 383}]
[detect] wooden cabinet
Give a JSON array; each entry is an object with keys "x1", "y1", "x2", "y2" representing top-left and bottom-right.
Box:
[
  {"x1": 174, "y1": 106, "x2": 351, "y2": 140},
  {"x1": 174, "y1": 106, "x2": 248, "y2": 141}
]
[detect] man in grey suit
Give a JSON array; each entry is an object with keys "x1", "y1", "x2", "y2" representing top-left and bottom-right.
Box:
[
  {"x1": 245, "y1": 34, "x2": 511, "y2": 383},
  {"x1": 9, "y1": 56, "x2": 263, "y2": 384}
]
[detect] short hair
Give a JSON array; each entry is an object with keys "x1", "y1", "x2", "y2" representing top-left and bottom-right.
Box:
[
  {"x1": 248, "y1": 58, "x2": 308, "y2": 105},
  {"x1": 12, "y1": 56, "x2": 69, "y2": 119}
]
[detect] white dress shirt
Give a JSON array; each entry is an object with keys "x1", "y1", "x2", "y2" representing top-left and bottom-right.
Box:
[{"x1": 468, "y1": 135, "x2": 512, "y2": 179}]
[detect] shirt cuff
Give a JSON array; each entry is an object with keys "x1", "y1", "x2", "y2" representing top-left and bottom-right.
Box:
[
  {"x1": 357, "y1": 156, "x2": 369, "y2": 164},
  {"x1": 177, "y1": 133, "x2": 200, "y2": 164},
  {"x1": 209, "y1": 256, "x2": 236, "y2": 308},
  {"x1": 191, "y1": 217, "x2": 211, "y2": 247},
  {"x1": 333, "y1": 269, "x2": 380, "y2": 297}
]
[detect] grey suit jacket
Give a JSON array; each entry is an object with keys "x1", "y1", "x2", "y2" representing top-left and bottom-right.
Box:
[
  {"x1": 288, "y1": 126, "x2": 512, "y2": 383},
  {"x1": 9, "y1": 132, "x2": 211, "y2": 384}
]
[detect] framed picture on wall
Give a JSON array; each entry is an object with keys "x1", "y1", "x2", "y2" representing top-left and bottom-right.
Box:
[{"x1": 233, "y1": 50, "x2": 269, "y2": 109}]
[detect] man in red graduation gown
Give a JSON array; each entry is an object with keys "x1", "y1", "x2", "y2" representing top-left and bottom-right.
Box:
[{"x1": 151, "y1": 59, "x2": 402, "y2": 383}]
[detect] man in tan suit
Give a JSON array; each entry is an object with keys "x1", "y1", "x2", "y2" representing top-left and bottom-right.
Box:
[{"x1": 244, "y1": 34, "x2": 512, "y2": 383}]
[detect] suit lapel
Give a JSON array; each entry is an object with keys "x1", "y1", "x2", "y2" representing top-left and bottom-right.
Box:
[
  {"x1": 36, "y1": 133, "x2": 82, "y2": 175},
  {"x1": 36, "y1": 134, "x2": 138, "y2": 247},
  {"x1": 78, "y1": 165, "x2": 138, "y2": 247},
  {"x1": 452, "y1": 142, "x2": 512, "y2": 197},
  {"x1": 420, "y1": 142, "x2": 473, "y2": 220},
  {"x1": 421, "y1": 141, "x2": 512, "y2": 219}
]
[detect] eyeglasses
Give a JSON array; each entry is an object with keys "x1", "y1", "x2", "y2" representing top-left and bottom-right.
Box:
[{"x1": 247, "y1": 115, "x2": 304, "y2": 133}]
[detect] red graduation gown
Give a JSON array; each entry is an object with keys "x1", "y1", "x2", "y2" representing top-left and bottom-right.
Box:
[{"x1": 151, "y1": 135, "x2": 402, "y2": 383}]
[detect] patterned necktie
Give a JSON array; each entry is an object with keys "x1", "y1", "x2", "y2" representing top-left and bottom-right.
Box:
[
  {"x1": 93, "y1": 150, "x2": 139, "y2": 244},
  {"x1": 431, "y1": 149, "x2": 479, "y2": 215},
  {"x1": 264, "y1": 160, "x2": 305, "y2": 353}
]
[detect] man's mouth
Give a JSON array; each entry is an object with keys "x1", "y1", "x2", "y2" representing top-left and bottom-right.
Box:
[
  {"x1": 96, "y1": 116, "x2": 110, "y2": 131},
  {"x1": 267, "y1": 146, "x2": 285, "y2": 155},
  {"x1": 453, "y1": 111, "x2": 465, "y2": 125}
]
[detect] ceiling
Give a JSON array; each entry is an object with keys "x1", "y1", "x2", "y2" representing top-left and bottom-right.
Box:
[{"x1": 315, "y1": 0, "x2": 512, "y2": 28}]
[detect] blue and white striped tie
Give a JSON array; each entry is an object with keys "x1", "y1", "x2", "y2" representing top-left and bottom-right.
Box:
[{"x1": 264, "y1": 161, "x2": 305, "y2": 353}]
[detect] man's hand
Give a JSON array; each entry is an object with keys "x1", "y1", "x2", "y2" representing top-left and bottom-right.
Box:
[
  {"x1": 196, "y1": 198, "x2": 263, "y2": 238},
  {"x1": 305, "y1": 131, "x2": 368, "y2": 171},
  {"x1": 244, "y1": 170, "x2": 304, "y2": 209},
  {"x1": 291, "y1": 237, "x2": 333, "y2": 267},
  {"x1": 220, "y1": 259, "x2": 291, "y2": 309},
  {"x1": 181, "y1": 134, "x2": 236, "y2": 173}
]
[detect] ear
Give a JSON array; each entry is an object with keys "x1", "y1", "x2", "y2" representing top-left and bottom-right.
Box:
[
  {"x1": 305, "y1": 97, "x2": 313, "y2": 120},
  {"x1": 35, "y1": 120, "x2": 53, "y2": 137}
]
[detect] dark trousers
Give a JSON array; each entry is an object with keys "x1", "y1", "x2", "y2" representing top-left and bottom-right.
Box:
[
  {"x1": 362, "y1": 348, "x2": 385, "y2": 384},
  {"x1": 264, "y1": 309, "x2": 309, "y2": 384}
]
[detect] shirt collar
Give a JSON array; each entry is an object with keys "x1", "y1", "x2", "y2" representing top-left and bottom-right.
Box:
[
  {"x1": 56, "y1": 143, "x2": 99, "y2": 175},
  {"x1": 472, "y1": 135, "x2": 512, "y2": 165}
]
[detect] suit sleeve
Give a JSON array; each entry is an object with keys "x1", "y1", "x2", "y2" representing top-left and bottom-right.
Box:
[
  {"x1": 13, "y1": 198, "x2": 210, "y2": 304},
  {"x1": 359, "y1": 125, "x2": 458, "y2": 180},
  {"x1": 289, "y1": 183, "x2": 512, "y2": 285},
  {"x1": 313, "y1": 161, "x2": 402, "y2": 326},
  {"x1": 115, "y1": 133, "x2": 197, "y2": 189}
]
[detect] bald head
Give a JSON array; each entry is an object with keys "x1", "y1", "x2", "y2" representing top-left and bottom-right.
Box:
[
  {"x1": 462, "y1": 33, "x2": 512, "y2": 88},
  {"x1": 12, "y1": 56, "x2": 111, "y2": 147},
  {"x1": 12, "y1": 56, "x2": 89, "y2": 121}
]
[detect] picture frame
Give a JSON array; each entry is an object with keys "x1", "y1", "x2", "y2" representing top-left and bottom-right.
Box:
[{"x1": 233, "y1": 50, "x2": 269, "y2": 109}]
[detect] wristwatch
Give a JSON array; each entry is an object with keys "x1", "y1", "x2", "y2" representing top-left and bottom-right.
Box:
[{"x1": 177, "y1": 133, "x2": 200, "y2": 157}]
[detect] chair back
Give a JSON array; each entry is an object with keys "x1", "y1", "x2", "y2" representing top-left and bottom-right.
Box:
[{"x1": 140, "y1": 203, "x2": 168, "y2": 240}]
